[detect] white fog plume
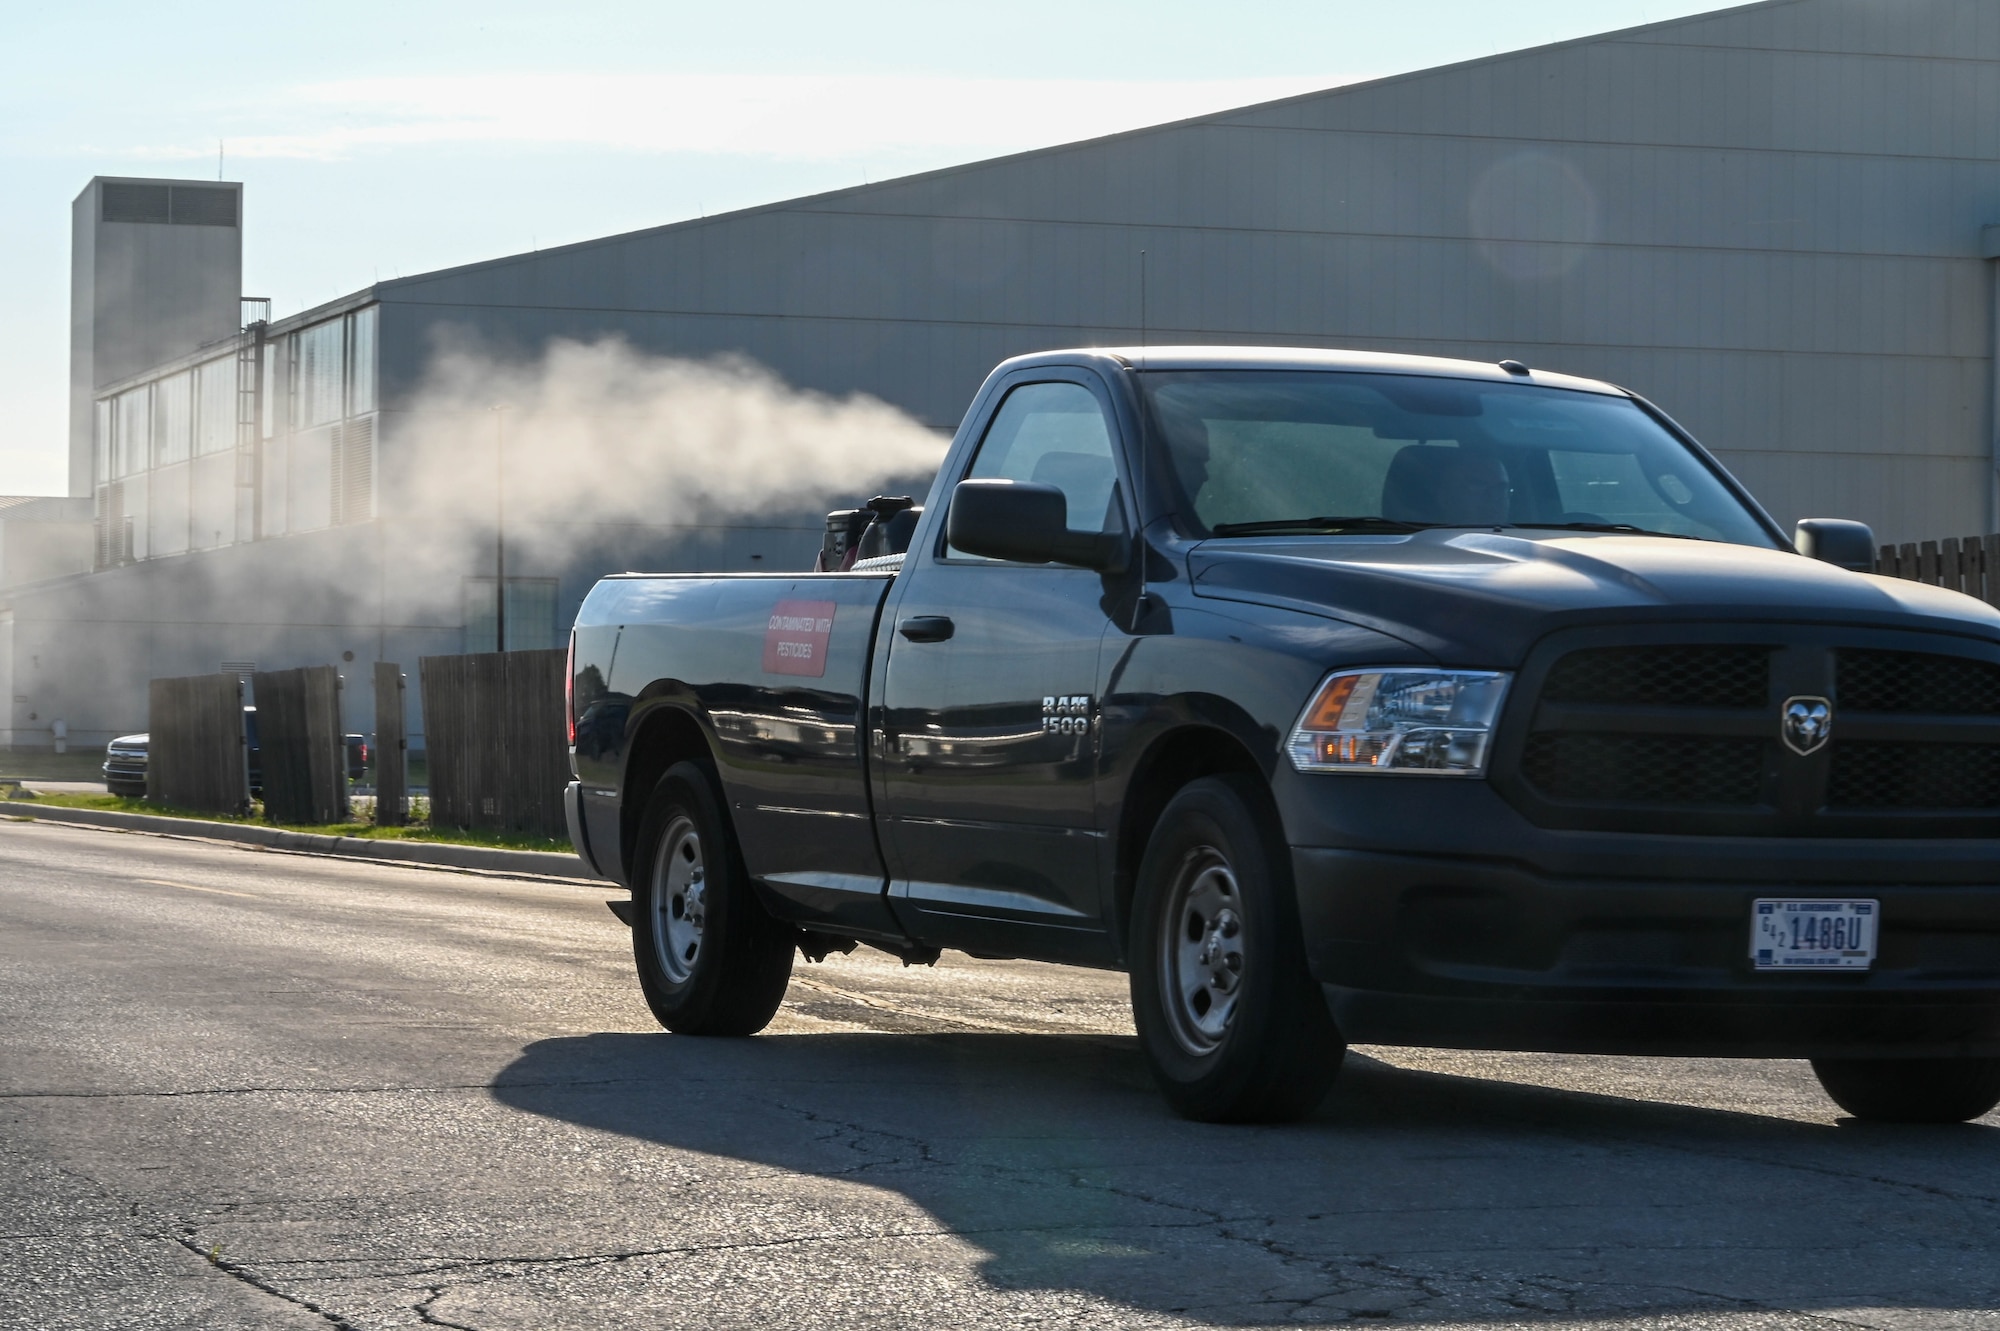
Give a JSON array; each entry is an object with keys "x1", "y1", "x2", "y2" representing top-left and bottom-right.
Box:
[{"x1": 389, "y1": 337, "x2": 949, "y2": 592}]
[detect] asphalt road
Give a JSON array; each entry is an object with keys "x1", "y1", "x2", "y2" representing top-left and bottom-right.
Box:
[{"x1": 3, "y1": 818, "x2": 1998, "y2": 1330}]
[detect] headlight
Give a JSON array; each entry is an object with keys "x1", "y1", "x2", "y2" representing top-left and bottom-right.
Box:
[{"x1": 1286, "y1": 669, "x2": 1511, "y2": 776}]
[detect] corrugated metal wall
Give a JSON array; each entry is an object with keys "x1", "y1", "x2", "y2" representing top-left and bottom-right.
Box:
[{"x1": 378, "y1": 0, "x2": 2000, "y2": 546}]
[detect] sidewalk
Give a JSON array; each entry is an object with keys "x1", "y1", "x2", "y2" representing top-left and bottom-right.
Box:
[{"x1": 9, "y1": 801, "x2": 608, "y2": 885}]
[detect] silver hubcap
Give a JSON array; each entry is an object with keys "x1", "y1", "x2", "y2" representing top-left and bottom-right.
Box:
[
  {"x1": 1160, "y1": 848, "x2": 1245, "y2": 1056},
  {"x1": 651, "y1": 815, "x2": 706, "y2": 984}
]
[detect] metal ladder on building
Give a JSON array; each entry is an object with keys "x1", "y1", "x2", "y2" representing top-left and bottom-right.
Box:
[{"x1": 236, "y1": 298, "x2": 270, "y2": 541}]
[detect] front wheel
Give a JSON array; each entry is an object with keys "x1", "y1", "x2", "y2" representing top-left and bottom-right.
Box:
[
  {"x1": 1811, "y1": 1057, "x2": 2000, "y2": 1123},
  {"x1": 1128, "y1": 775, "x2": 1345, "y2": 1123},
  {"x1": 631, "y1": 762, "x2": 794, "y2": 1035}
]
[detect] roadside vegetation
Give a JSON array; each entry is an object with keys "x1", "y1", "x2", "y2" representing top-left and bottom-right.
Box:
[
  {"x1": 0, "y1": 752, "x2": 114, "y2": 783},
  {"x1": 8, "y1": 789, "x2": 570, "y2": 854}
]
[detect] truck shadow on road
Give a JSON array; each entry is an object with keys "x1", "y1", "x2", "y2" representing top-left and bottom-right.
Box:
[{"x1": 492, "y1": 1030, "x2": 2000, "y2": 1324}]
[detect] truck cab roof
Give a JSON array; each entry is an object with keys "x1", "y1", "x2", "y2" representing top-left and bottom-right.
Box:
[{"x1": 997, "y1": 346, "x2": 1627, "y2": 398}]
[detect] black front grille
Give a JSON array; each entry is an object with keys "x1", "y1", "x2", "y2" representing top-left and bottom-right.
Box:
[
  {"x1": 1541, "y1": 644, "x2": 1769, "y2": 709},
  {"x1": 1522, "y1": 733, "x2": 1767, "y2": 806},
  {"x1": 1837, "y1": 649, "x2": 2000, "y2": 715},
  {"x1": 1828, "y1": 742, "x2": 2000, "y2": 810},
  {"x1": 1509, "y1": 631, "x2": 2000, "y2": 835}
]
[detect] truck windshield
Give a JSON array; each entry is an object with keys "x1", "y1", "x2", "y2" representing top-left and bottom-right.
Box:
[{"x1": 1141, "y1": 371, "x2": 1779, "y2": 547}]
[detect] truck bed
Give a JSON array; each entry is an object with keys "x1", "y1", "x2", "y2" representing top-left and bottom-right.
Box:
[{"x1": 570, "y1": 572, "x2": 899, "y2": 934}]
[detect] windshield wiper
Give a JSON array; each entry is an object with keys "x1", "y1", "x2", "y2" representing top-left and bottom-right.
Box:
[
  {"x1": 1506, "y1": 521, "x2": 1705, "y2": 541},
  {"x1": 1210, "y1": 516, "x2": 1433, "y2": 536}
]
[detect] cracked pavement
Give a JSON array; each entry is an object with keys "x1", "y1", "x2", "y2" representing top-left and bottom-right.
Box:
[{"x1": 2, "y1": 819, "x2": 1998, "y2": 1329}]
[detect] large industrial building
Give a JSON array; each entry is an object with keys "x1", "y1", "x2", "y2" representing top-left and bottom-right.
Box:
[{"x1": 14, "y1": 0, "x2": 2000, "y2": 752}]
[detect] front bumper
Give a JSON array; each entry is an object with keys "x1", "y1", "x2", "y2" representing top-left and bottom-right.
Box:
[
  {"x1": 1294, "y1": 846, "x2": 2000, "y2": 1058},
  {"x1": 103, "y1": 760, "x2": 145, "y2": 786}
]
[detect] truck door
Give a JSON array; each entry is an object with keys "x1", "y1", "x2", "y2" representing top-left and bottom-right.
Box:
[{"x1": 875, "y1": 373, "x2": 1128, "y2": 960}]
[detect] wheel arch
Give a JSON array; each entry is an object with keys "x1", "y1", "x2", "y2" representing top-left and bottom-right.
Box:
[
  {"x1": 620, "y1": 702, "x2": 723, "y2": 884},
  {"x1": 1111, "y1": 724, "x2": 1271, "y2": 962}
]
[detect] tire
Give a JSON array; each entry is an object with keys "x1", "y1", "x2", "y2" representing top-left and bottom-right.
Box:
[
  {"x1": 630, "y1": 762, "x2": 795, "y2": 1036},
  {"x1": 1811, "y1": 1057, "x2": 2000, "y2": 1123},
  {"x1": 1128, "y1": 774, "x2": 1345, "y2": 1122}
]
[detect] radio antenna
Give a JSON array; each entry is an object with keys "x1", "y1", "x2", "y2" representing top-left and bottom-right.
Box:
[
  {"x1": 1139, "y1": 249, "x2": 1148, "y2": 348},
  {"x1": 1133, "y1": 249, "x2": 1150, "y2": 633}
]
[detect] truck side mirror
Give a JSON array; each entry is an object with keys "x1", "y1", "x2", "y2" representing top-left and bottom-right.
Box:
[
  {"x1": 1794, "y1": 518, "x2": 1877, "y2": 573},
  {"x1": 947, "y1": 480, "x2": 1128, "y2": 573}
]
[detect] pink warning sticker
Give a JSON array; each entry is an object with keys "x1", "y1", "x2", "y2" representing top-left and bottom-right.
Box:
[{"x1": 762, "y1": 599, "x2": 836, "y2": 677}]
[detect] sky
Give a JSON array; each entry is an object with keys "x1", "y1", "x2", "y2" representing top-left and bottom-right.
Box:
[{"x1": 1, "y1": 0, "x2": 1735, "y2": 496}]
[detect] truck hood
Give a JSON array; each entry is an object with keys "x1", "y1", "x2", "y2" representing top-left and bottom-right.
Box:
[{"x1": 1188, "y1": 530, "x2": 2000, "y2": 665}]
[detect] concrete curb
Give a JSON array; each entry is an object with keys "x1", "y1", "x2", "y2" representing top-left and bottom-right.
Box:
[{"x1": 9, "y1": 802, "x2": 608, "y2": 885}]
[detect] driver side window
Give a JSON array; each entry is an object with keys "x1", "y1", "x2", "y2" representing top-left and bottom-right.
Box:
[{"x1": 959, "y1": 382, "x2": 1124, "y2": 543}]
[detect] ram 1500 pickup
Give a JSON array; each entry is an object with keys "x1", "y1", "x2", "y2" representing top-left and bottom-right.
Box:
[{"x1": 566, "y1": 346, "x2": 2000, "y2": 1124}]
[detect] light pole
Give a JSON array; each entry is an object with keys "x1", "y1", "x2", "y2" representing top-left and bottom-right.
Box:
[{"x1": 490, "y1": 404, "x2": 509, "y2": 653}]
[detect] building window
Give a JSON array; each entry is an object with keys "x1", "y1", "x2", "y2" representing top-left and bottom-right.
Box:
[
  {"x1": 349, "y1": 305, "x2": 377, "y2": 416},
  {"x1": 333, "y1": 417, "x2": 375, "y2": 525},
  {"x1": 195, "y1": 357, "x2": 236, "y2": 455},
  {"x1": 114, "y1": 387, "x2": 149, "y2": 478},
  {"x1": 153, "y1": 370, "x2": 192, "y2": 467},
  {"x1": 462, "y1": 577, "x2": 559, "y2": 654},
  {"x1": 291, "y1": 319, "x2": 345, "y2": 430},
  {"x1": 93, "y1": 400, "x2": 111, "y2": 489}
]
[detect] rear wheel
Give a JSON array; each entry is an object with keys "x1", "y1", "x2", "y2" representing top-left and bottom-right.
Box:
[
  {"x1": 631, "y1": 762, "x2": 794, "y2": 1035},
  {"x1": 1128, "y1": 775, "x2": 1345, "y2": 1122},
  {"x1": 1811, "y1": 1057, "x2": 2000, "y2": 1123}
]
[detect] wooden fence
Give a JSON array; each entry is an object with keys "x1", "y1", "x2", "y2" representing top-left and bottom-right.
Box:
[
  {"x1": 147, "y1": 674, "x2": 249, "y2": 814},
  {"x1": 420, "y1": 648, "x2": 568, "y2": 839},
  {"x1": 374, "y1": 661, "x2": 408, "y2": 827},
  {"x1": 1875, "y1": 535, "x2": 2000, "y2": 605},
  {"x1": 253, "y1": 665, "x2": 348, "y2": 825}
]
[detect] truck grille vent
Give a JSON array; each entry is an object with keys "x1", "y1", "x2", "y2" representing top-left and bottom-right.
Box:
[
  {"x1": 1836, "y1": 649, "x2": 2000, "y2": 714},
  {"x1": 1541, "y1": 644, "x2": 1769, "y2": 709},
  {"x1": 1522, "y1": 733, "x2": 1767, "y2": 806},
  {"x1": 1827, "y1": 742, "x2": 2000, "y2": 810},
  {"x1": 1508, "y1": 632, "x2": 2000, "y2": 836}
]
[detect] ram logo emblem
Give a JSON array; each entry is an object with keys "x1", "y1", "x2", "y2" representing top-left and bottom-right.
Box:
[{"x1": 1781, "y1": 695, "x2": 1832, "y2": 756}]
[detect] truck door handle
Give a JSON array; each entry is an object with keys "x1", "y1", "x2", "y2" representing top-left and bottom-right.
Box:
[{"x1": 898, "y1": 616, "x2": 955, "y2": 643}]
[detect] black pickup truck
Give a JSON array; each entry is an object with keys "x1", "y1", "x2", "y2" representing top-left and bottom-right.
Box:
[{"x1": 566, "y1": 346, "x2": 2000, "y2": 1124}]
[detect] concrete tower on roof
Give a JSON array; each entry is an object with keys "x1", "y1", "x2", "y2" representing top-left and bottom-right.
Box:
[{"x1": 69, "y1": 177, "x2": 244, "y2": 499}]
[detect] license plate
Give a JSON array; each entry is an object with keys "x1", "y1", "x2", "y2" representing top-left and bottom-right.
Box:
[{"x1": 1751, "y1": 898, "x2": 1878, "y2": 971}]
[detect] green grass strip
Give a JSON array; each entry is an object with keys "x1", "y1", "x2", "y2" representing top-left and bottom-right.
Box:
[{"x1": 11, "y1": 790, "x2": 571, "y2": 854}]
